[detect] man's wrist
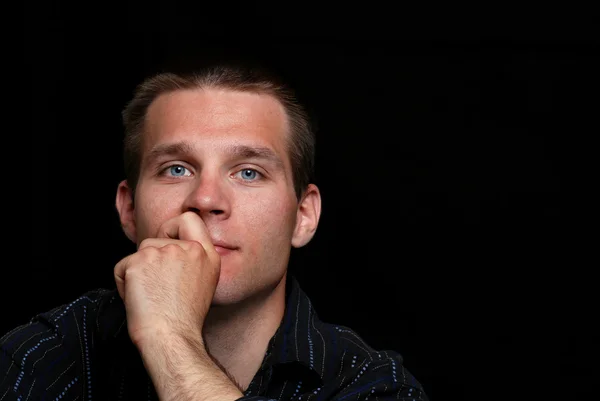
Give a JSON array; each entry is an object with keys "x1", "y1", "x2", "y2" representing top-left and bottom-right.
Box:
[{"x1": 137, "y1": 330, "x2": 243, "y2": 401}]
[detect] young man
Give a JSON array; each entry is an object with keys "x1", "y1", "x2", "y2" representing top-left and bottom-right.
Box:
[{"x1": 1, "y1": 64, "x2": 428, "y2": 400}]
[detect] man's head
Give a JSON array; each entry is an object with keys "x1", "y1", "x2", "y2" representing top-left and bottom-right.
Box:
[
  {"x1": 122, "y1": 65, "x2": 316, "y2": 202},
  {"x1": 115, "y1": 64, "x2": 322, "y2": 306}
]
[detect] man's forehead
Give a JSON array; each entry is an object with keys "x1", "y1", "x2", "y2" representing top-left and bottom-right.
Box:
[
  {"x1": 143, "y1": 88, "x2": 288, "y2": 140},
  {"x1": 139, "y1": 88, "x2": 293, "y2": 169},
  {"x1": 148, "y1": 87, "x2": 287, "y2": 121}
]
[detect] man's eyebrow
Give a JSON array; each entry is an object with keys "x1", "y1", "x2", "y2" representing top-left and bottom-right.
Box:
[
  {"x1": 145, "y1": 142, "x2": 196, "y2": 165},
  {"x1": 144, "y1": 142, "x2": 285, "y2": 170},
  {"x1": 225, "y1": 144, "x2": 285, "y2": 170}
]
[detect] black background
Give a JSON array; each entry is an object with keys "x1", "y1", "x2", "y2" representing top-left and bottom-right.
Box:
[{"x1": 15, "y1": 6, "x2": 599, "y2": 401}]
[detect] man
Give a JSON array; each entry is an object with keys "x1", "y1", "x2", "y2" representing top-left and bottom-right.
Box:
[{"x1": 1, "y1": 63, "x2": 428, "y2": 400}]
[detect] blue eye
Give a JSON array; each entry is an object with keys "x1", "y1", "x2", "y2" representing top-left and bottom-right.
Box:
[
  {"x1": 168, "y1": 165, "x2": 190, "y2": 177},
  {"x1": 240, "y1": 169, "x2": 258, "y2": 180}
]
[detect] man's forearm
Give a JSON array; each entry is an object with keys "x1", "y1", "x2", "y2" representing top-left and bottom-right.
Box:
[{"x1": 137, "y1": 330, "x2": 244, "y2": 401}]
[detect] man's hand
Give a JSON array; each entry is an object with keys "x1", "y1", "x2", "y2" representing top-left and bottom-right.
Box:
[
  {"x1": 113, "y1": 212, "x2": 243, "y2": 400},
  {"x1": 114, "y1": 211, "x2": 220, "y2": 349}
]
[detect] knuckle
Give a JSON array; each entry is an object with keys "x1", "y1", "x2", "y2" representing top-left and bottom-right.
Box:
[
  {"x1": 139, "y1": 245, "x2": 160, "y2": 261},
  {"x1": 139, "y1": 238, "x2": 153, "y2": 248},
  {"x1": 188, "y1": 240, "x2": 204, "y2": 252},
  {"x1": 123, "y1": 266, "x2": 138, "y2": 278},
  {"x1": 162, "y1": 243, "x2": 183, "y2": 254},
  {"x1": 179, "y1": 239, "x2": 204, "y2": 257}
]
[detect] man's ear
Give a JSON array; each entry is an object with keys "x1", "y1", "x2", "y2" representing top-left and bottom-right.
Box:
[
  {"x1": 115, "y1": 179, "x2": 137, "y2": 243},
  {"x1": 291, "y1": 184, "x2": 322, "y2": 248}
]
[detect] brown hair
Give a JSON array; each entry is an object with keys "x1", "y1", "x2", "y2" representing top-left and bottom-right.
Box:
[{"x1": 121, "y1": 64, "x2": 316, "y2": 200}]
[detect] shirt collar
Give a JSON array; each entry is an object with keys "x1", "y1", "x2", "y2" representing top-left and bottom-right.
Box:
[{"x1": 261, "y1": 274, "x2": 325, "y2": 383}]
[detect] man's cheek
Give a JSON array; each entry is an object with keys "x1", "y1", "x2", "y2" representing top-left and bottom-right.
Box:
[{"x1": 135, "y1": 205, "x2": 171, "y2": 239}]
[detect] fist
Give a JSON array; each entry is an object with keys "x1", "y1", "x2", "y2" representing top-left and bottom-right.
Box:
[{"x1": 114, "y1": 212, "x2": 220, "y2": 347}]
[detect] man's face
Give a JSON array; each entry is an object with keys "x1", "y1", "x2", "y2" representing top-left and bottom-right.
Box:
[{"x1": 119, "y1": 88, "x2": 315, "y2": 305}]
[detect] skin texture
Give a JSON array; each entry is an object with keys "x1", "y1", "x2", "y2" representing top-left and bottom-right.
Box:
[{"x1": 114, "y1": 87, "x2": 322, "y2": 399}]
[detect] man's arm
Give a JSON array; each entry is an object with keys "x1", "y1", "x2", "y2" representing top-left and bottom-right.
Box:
[
  {"x1": 114, "y1": 212, "x2": 244, "y2": 401},
  {"x1": 137, "y1": 329, "x2": 244, "y2": 401}
]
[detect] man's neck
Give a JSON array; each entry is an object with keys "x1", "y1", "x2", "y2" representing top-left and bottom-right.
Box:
[{"x1": 201, "y1": 276, "x2": 287, "y2": 390}]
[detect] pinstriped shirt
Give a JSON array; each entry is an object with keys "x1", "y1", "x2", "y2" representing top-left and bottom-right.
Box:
[{"x1": 0, "y1": 276, "x2": 428, "y2": 401}]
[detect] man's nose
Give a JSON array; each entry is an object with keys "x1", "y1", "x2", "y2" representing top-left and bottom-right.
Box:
[{"x1": 182, "y1": 171, "x2": 231, "y2": 220}]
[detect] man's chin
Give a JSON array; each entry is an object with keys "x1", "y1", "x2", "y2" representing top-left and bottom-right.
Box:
[{"x1": 210, "y1": 279, "x2": 244, "y2": 307}]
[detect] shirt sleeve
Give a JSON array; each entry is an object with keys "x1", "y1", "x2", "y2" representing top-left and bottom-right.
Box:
[
  {"x1": 332, "y1": 353, "x2": 429, "y2": 401},
  {"x1": 0, "y1": 324, "x2": 37, "y2": 401},
  {"x1": 0, "y1": 291, "x2": 109, "y2": 400},
  {"x1": 1, "y1": 313, "x2": 80, "y2": 400}
]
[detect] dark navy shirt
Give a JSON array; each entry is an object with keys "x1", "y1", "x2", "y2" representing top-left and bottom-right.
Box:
[{"x1": 1, "y1": 276, "x2": 428, "y2": 400}]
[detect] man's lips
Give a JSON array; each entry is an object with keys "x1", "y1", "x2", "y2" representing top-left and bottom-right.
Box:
[{"x1": 212, "y1": 240, "x2": 238, "y2": 256}]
